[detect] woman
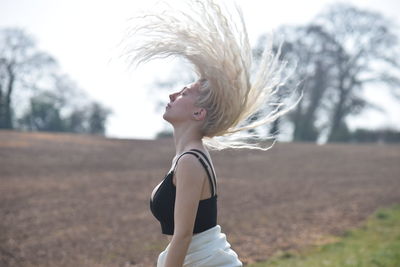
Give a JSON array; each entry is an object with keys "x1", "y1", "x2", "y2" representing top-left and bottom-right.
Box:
[
  {"x1": 123, "y1": 0, "x2": 301, "y2": 266},
  {"x1": 150, "y1": 79, "x2": 243, "y2": 266}
]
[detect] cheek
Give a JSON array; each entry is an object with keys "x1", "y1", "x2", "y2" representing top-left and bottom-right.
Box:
[
  {"x1": 168, "y1": 101, "x2": 195, "y2": 120},
  {"x1": 176, "y1": 98, "x2": 196, "y2": 111}
]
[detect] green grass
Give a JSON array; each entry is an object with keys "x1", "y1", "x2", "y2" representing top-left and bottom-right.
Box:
[{"x1": 249, "y1": 204, "x2": 400, "y2": 267}]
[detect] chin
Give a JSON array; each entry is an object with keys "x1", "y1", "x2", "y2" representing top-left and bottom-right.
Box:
[{"x1": 162, "y1": 112, "x2": 170, "y2": 122}]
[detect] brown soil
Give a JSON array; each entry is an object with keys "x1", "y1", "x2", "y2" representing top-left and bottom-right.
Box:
[{"x1": 1, "y1": 130, "x2": 399, "y2": 266}]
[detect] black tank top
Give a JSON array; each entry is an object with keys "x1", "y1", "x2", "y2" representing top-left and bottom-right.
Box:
[{"x1": 150, "y1": 149, "x2": 218, "y2": 235}]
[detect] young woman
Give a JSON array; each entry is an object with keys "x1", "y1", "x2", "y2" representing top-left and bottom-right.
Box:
[
  {"x1": 123, "y1": 0, "x2": 301, "y2": 266},
  {"x1": 150, "y1": 80, "x2": 243, "y2": 266}
]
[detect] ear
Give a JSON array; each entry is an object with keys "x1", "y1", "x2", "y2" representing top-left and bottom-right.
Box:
[{"x1": 193, "y1": 108, "x2": 207, "y2": 121}]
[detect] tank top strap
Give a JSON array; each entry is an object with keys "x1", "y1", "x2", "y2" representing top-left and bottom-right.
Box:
[
  {"x1": 189, "y1": 149, "x2": 217, "y2": 195},
  {"x1": 172, "y1": 150, "x2": 216, "y2": 197}
]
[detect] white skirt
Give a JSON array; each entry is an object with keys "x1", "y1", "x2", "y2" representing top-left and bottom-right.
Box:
[{"x1": 157, "y1": 225, "x2": 243, "y2": 267}]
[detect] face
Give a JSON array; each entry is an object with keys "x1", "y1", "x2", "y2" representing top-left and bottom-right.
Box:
[{"x1": 163, "y1": 81, "x2": 204, "y2": 124}]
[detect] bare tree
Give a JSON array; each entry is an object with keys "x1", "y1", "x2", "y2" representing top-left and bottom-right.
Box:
[
  {"x1": 315, "y1": 3, "x2": 400, "y2": 142},
  {"x1": 0, "y1": 28, "x2": 56, "y2": 128},
  {"x1": 256, "y1": 3, "x2": 400, "y2": 143},
  {"x1": 275, "y1": 26, "x2": 339, "y2": 141},
  {"x1": 1, "y1": 28, "x2": 112, "y2": 135},
  {"x1": 253, "y1": 25, "x2": 338, "y2": 142}
]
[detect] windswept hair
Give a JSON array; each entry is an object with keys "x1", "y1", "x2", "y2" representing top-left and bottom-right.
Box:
[{"x1": 122, "y1": 0, "x2": 302, "y2": 151}]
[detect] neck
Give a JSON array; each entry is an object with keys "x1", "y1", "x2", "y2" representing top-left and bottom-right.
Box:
[{"x1": 172, "y1": 124, "x2": 204, "y2": 157}]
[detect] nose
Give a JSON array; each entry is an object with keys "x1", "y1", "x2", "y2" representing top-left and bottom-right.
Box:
[{"x1": 169, "y1": 92, "x2": 178, "y2": 102}]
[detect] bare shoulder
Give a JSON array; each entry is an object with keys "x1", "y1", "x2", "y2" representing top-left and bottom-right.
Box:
[
  {"x1": 176, "y1": 153, "x2": 205, "y2": 175},
  {"x1": 174, "y1": 153, "x2": 206, "y2": 185}
]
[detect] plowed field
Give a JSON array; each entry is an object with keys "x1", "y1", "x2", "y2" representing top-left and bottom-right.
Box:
[{"x1": 1, "y1": 130, "x2": 399, "y2": 266}]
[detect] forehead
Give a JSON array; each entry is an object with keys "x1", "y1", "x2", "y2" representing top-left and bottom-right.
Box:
[{"x1": 184, "y1": 82, "x2": 200, "y2": 93}]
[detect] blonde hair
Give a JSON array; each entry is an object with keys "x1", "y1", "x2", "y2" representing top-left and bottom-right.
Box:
[{"x1": 123, "y1": 0, "x2": 302, "y2": 151}]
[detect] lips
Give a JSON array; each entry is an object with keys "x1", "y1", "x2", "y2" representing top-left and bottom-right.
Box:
[{"x1": 166, "y1": 103, "x2": 171, "y2": 108}]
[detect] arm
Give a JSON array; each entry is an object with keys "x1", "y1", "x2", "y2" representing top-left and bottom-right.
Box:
[{"x1": 163, "y1": 154, "x2": 206, "y2": 267}]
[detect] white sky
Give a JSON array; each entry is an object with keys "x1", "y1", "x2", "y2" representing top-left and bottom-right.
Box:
[{"x1": 1, "y1": 0, "x2": 399, "y2": 140}]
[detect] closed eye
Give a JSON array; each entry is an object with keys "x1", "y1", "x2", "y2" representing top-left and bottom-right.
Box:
[{"x1": 180, "y1": 87, "x2": 189, "y2": 96}]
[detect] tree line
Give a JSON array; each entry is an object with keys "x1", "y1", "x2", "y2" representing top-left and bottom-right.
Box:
[
  {"x1": 0, "y1": 28, "x2": 111, "y2": 135},
  {"x1": 2, "y1": 3, "x2": 399, "y2": 143}
]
